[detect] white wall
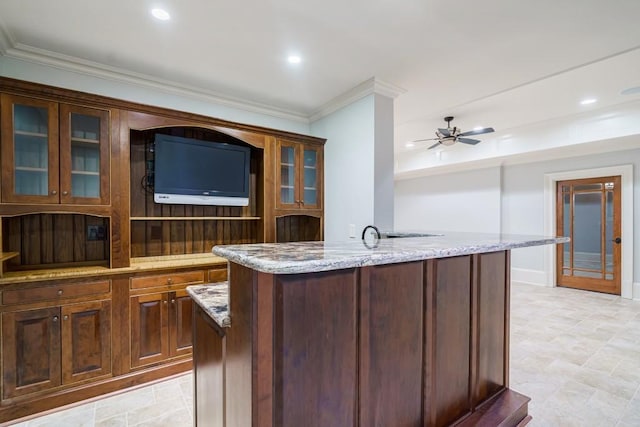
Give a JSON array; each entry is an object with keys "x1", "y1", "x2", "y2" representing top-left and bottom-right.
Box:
[
  {"x1": 311, "y1": 95, "x2": 375, "y2": 241},
  {"x1": 395, "y1": 146, "x2": 640, "y2": 298},
  {"x1": 395, "y1": 166, "x2": 502, "y2": 233},
  {"x1": 373, "y1": 94, "x2": 394, "y2": 231},
  {"x1": 0, "y1": 56, "x2": 309, "y2": 134},
  {"x1": 502, "y1": 147, "x2": 640, "y2": 289}
]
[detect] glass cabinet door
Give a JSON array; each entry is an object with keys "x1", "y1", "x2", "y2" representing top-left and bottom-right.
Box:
[
  {"x1": 0, "y1": 94, "x2": 59, "y2": 203},
  {"x1": 276, "y1": 140, "x2": 298, "y2": 208},
  {"x1": 301, "y1": 147, "x2": 321, "y2": 209},
  {"x1": 275, "y1": 139, "x2": 322, "y2": 210},
  {"x1": 59, "y1": 104, "x2": 110, "y2": 204}
]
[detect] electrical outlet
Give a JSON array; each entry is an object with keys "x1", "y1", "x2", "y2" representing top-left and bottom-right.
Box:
[
  {"x1": 349, "y1": 224, "x2": 356, "y2": 238},
  {"x1": 87, "y1": 225, "x2": 106, "y2": 241}
]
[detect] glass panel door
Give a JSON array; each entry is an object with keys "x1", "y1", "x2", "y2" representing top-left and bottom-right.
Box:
[
  {"x1": 13, "y1": 104, "x2": 50, "y2": 196},
  {"x1": 556, "y1": 176, "x2": 621, "y2": 295},
  {"x1": 1, "y1": 94, "x2": 59, "y2": 204},
  {"x1": 279, "y1": 145, "x2": 296, "y2": 205},
  {"x1": 58, "y1": 104, "x2": 110, "y2": 205},
  {"x1": 302, "y1": 148, "x2": 317, "y2": 206},
  {"x1": 70, "y1": 113, "x2": 101, "y2": 198}
]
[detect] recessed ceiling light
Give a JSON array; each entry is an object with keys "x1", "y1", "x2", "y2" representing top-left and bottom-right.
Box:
[
  {"x1": 621, "y1": 86, "x2": 640, "y2": 96},
  {"x1": 287, "y1": 55, "x2": 302, "y2": 64},
  {"x1": 580, "y1": 98, "x2": 597, "y2": 105},
  {"x1": 151, "y1": 8, "x2": 171, "y2": 20},
  {"x1": 405, "y1": 142, "x2": 415, "y2": 148},
  {"x1": 473, "y1": 126, "x2": 483, "y2": 131}
]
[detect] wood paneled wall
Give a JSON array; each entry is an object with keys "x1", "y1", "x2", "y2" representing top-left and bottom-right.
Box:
[
  {"x1": 130, "y1": 219, "x2": 258, "y2": 257},
  {"x1": 129, "y1": 128, "x2": 262, "y2": 257},
  {"x1": 2, "y1": 214, "x2": 109, "y2": 269},
  {"x1": 275, "y1": 215, "x2": 321, "y2": 243}
]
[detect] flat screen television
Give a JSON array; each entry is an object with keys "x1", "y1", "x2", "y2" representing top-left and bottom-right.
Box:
[{"x1": 153, "y1": 134, "x2": 251, "y2": 206}]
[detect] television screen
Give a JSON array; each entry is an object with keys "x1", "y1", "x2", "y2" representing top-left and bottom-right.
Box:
[{"x1": 153, "y1": 134, "x2": 251, "y2": 206}]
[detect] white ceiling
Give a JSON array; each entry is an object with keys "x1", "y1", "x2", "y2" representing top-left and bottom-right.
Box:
[{"x1": 1, "y1": 0, "x2": 640, "y2": 157}]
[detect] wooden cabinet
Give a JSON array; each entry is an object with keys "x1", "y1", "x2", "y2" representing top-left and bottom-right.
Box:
[
  {"x1": 1, "y1": 299, "x2": 111, "y2": 400},
  {"x1": 130, "y1": 270, "x2": 205, "y2": 368},
  {"x1": 198, "y1": 253, "x2": 523, "y2": 427},
  {"x1": 1, "y1": 307, "x2": 61, "y2": 399},
  {"x1": 0, "y1": 94, "x2": 110, "y2": 205},
  {"x1": 275, "y1": 139, "x2": 323, "y2": 211}
]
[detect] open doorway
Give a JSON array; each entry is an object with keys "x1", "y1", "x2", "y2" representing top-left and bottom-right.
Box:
[{"x1": 556, "y1": 176, "x2": 621, "y2": 295}]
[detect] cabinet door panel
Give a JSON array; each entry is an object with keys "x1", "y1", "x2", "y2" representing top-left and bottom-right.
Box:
[
  {"x1": 274, "y1": 269, "x2": 358, "y2": 427},
  {"x1": 59, "y1": 104, "x2": 110, "y2": 205},
  {"x1": 169, "y1": 290, "x2": 193, "y2": 356},
  {"x1": 61, "y1": 300, "x2": 112, "y2": 383},
  {"x1": 300, "y1": 146, "x2": 322, "y2": 210},
  {"x1": 474, "y1": 251, "x2": 508, "y2": 405},
  {"x1": 359, "y1": 262, "x2": 424, "y2": 426},
  {"x1": 1, "y1": 94, "x2": 59, "y2": 204},
  {"x1": 1, "y1": 307, "x2": 61, "y2": 399},
  {"x1": 427, "y1": 256, "x2": 473, "y2": 427},
  {"x1": 275, "y1": 139, "x2": 298, "y2": 209},
  {"x1": 131, "y1": 293, "x2": 169, "y2": 367}
]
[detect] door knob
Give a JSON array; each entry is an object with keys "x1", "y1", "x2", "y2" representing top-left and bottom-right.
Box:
[{"x1": 612, "y1": 237, "x2": 621, "y2": 244}]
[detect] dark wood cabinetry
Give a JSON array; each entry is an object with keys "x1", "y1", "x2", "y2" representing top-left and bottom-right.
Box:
[
  {"x1": 0, "y1": 94, "x2": 111, "y2": 205},
  {"x1": 130, "y1": 271, "x2": 206, "y2": 368},
  {"x1": 0, "y1": 76, "x2": 323, "y2": 423},
  {"x1": 1, "y1": 281, "x2": 112, "y2": 402},
  {"x1": 195, "y1": 252, "x2": 527, "y2": 427},
  {"x1": 61, "y1": 300, "x2": 111, "y2": 384},
  {"x1": 1, "y1": 307, "x2": 61, "y2": 399},
  {"x1": 275, "y1": 138, "x2": 323, "y2": 211}
]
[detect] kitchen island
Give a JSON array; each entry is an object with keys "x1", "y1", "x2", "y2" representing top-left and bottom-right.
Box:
[{"x1": 189, "y1": 233, "x2": 567, "y2": 427}]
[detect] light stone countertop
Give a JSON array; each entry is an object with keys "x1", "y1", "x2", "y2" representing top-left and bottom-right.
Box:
[
  {"x1": 0, "y1": 253, "x2": 227, "y2": 285},
  {"x1": 213, "y1": 232, "x2": 569, "y2": 274},
  {"x1": 187, "y1": 282, "x2": 230, "y2": 329}
]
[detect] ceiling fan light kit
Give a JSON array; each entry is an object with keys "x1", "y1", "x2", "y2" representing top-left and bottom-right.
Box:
[{"x1": 414, "y1": 116, "x2": 495, "y2": 149}]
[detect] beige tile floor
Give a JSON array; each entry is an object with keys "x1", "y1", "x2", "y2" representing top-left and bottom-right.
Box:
[{"x1": 8, "y1": 282, "x2": 640, "y2": 426}]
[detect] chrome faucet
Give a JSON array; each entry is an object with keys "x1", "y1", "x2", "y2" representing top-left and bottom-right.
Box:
[{"x1": 361, "y1": 225, "x2": 381, "y2": 240}]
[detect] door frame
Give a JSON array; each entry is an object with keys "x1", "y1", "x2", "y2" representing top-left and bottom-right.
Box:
[{"x1": 544, "y1": 165, "x2": 634, "y2": 299}]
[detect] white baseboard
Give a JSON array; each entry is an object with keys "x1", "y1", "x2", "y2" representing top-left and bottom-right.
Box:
[
  {"x1": 511, "y1": 268, "x2": 548, "y2": 287},
  {"x1": 634, "y1": 282, "x2": 640, "y2": 301}
]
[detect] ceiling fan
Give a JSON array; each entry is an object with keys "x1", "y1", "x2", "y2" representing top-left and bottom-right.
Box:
[{"x1": 414, "y1": 116, "x2": 495, "y2": 149}]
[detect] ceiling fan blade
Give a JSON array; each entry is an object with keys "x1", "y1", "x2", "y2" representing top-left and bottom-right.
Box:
[
  {"x1": 412, "y1": 137, "x2": 439, "y2": 142},
  {"x1": 458, "y1": 127, "x2": 495, "y2": 137},
  {"x1": 457, "y1": 137, "x2": 481, "y2": 145},
  {"x1": 427, "y1": 141, "x2": 442, "y2": 150},
  {"x1": 437, "y1": 128, "x2": 451, "y2": 137}
]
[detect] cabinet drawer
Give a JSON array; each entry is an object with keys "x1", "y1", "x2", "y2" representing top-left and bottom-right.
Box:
[
  {"x1": 2, "y1": 280, "x2": 111, "y2": 305},
  {"x1": 130, "y1": 270, "x2": 205, "y2": 290},
  {"x1": 208, "y1": 268, "x2": 227, "y2": 283}
]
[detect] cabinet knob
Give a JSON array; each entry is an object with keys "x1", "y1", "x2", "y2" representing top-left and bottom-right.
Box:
[
  {"x1": 167, "y1": 278, "x2": 173, "y2": 285},
  {"x1": 53, "y1": 316, "x2": 59, "y2": 322},
  {"x1": 62, "y1": 190, "x2": 68, "y2": 196},
  {"x1": 63, "y1": 315, "x2": 69, "y2": 321},
  {"x1": 163, "y1": 300, "x2": 168, "y2": 304},
  {"x1": 57, "y1": 289, "x2": 63, "y2": 296},
  {"x1": 171, "y1": 299, "x2": 176, "y2": 304},
  {"x1": 51, "y1": 190, "x2": 57, "y2": 195}
]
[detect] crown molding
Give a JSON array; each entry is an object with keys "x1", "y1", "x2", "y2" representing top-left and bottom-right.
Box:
[
  {"x1": 309, "y1": 77, "x2": 406, "y2": 122},
  {"x1": 0, "y1": 21, "x2": 406, "y2": 126},
  {"x1": 1, "y1": 41, "x2": 310, "y2": 123},
  {"x1": 0, "y1": 17, "x2": 14, "y2": 55}
]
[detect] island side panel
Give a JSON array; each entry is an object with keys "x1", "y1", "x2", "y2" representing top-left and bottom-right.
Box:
[
  {"x1": 473, "y1": 251, "x2": 509, "y2": 406},
  {"x1": 425, "y1": 255, "x2": 473, "y2": 427},
  {"x1": 225, "y1": 262, "x2": 258, "y2": 427},
  {"x1": 273, "y1": 269, "x2": 358, "y2": 427},
  {"x1": 359, "y1": 261, "x2": 424, "y2": 426},
  {"x1": 193, "y1": 304, "x2": 225, "y2": 427}
]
